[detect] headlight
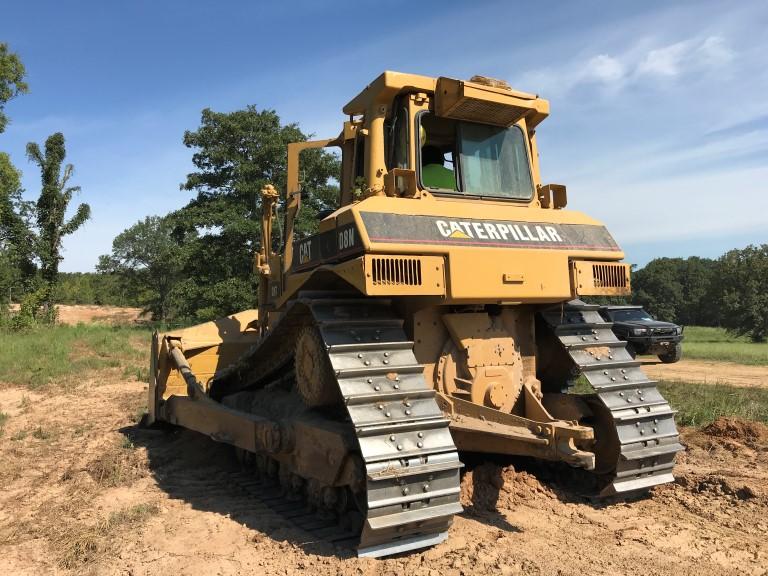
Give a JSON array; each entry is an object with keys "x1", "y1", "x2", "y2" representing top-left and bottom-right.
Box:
[
  {"x1": 631, "y1": 328, "x2": 648, "y2": 336},
  {"x1": 676, "y1": 326, "x2": 683, "y2": 335}
]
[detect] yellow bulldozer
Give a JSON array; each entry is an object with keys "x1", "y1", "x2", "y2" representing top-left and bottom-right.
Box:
[{"x1": 147, "y1": 71, "x2": 683, "y2": 557}]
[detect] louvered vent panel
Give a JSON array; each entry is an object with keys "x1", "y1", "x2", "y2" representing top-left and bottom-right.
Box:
[
  {"x1": 371, "y1": 257, "x2": 423, "y2": 286},
  {"x1": 592, "y1": 263, "x2": 628, "y2": 288}
]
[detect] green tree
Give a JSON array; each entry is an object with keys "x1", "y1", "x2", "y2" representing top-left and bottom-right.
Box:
[
  {"x1": 677, "y1": 256, "x2": 719, "y2": 326},
  {"x1": 0, "y1": 43, "x2": 28, "y2": 134},
  {"x1": 172, "y1": 106, "x2": 339, "y2": 321},
  {"x1": 631, "y1": 258, "x2": 686, "y2": 322},
  {"x1": 0, "y1": 152, "x2": 35, "y2": 299},
  {"x1": 631, "y1": 256, "x2": 717, "y2": 325},
  {"x1": 97, "y1": 216, "x2": 187, "y2": 320},
  {"x1": 0, "y1": 42, "x2": 32, "y2": 312},
  {"x1": 715, "y1": 244, "x2": 768, "y2": 342},
  {"x1": 53, "y1": 272, "x2": 142, "y2": 307},
  {"x1": 25, "y1": 132, "x2": 91, "y2": 312}
]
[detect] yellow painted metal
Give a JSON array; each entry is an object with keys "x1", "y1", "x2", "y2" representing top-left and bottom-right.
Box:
[
  {"x1": 330, "y1": 254, "x2": 445, "y2": 296},
  {"x1": 151, "y1": 310, "x2": 260, "y2": 404},
  {"x1": 284, "y1": 139, "x2": 336, "y2": 273},
  {"x1": 440, "y1": 312, "x2": 524, "y2": 412},
  {"x1": 342, "y1": 71, "x2": 436, "y2": 116},
  {"x1": 571, "y1": 261, "x2": 631, "y2": 296}
]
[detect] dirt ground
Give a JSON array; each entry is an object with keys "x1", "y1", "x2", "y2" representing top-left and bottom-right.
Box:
[
  {"x1": 8, "y1": 304, "x2": 146, "y2": 325},
  {"x1": 1, "y1": 374, "x2": 766, "y2": 576},
  {"x1": 55, "y1": 304, "x2": 146, "y2": 325},
  {"x1": 643, "y1": 358, "x2": 768, "y2": 388}
]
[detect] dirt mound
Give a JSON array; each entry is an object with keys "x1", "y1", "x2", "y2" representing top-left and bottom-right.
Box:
[
  {"x1": 460, "y1": 463, "x2": 555, "y2": 511},
  {"x1": 702, "y1": 417, "x2": 768, "y2": 443}
]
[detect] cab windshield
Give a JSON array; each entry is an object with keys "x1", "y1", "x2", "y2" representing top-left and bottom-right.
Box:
[
  {"x1": 610, "y1": 309, "x2": 654, "y2": 322},
  {"x1": 419, "y1": 113, "x2": 534, "y2": 200}
]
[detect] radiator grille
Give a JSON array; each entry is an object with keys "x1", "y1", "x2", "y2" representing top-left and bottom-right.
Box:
[
  {"x1": 592, "y1": 263, "x2": 628, "y2": 288},
  {"x1": 371, "y1": 257, "x2": 422, "y2": 286}
]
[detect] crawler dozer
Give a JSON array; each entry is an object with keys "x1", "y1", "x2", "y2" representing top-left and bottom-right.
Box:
[{"x1": 148, "y1": 72, "x2": 683, "y2": 557}]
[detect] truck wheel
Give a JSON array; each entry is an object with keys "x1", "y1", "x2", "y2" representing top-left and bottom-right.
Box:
[
  {"x1": 625, "y1": 342, "x2": 637, "y2": 359},
  {"x1": 659, "y1": 343, "x2": 682, "y2": 364}
]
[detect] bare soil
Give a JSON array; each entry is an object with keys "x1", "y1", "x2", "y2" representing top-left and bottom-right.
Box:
[
  {"x1": 8, "y1": 303, "x2": 146, "y2": 325},
  {"x1": 643, "y1": 358, "x2": 768, "y2": 388},
  {"x1": 1, "y1": 376, "x2": 767, "y2": 576},
  {"x1": 55, "y1": 304, "x2": 146, "y2": 325}
]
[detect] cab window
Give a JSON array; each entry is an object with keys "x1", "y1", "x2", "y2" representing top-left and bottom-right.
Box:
[{"x1": 417, "y1": 112, "x2": 534, "y2": 200}]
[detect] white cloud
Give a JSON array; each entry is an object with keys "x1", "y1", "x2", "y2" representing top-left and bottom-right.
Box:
[
  {"x1": 518, "y1": 35, "x2": 735, "y2": 97},
  {"x1": 698, "y1": 35, "x2": 734, "y2": 66},
  {"x1": 636, "y1": 35, "x2": 734, "y2": 78},
  {"x1": 636, "y1": 40, "x2": 691, "y2": 77},
  {"x1": 584, "y1": 54, "x2": 625, "y2": 83},
  {"x1": 568, "y1": 163, "x2": 768, "y2": 245}
]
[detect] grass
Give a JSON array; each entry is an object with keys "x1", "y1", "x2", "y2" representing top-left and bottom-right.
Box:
[
  {"x1": 572, "y1": 375, "x2": 768, "y2": 427},
  {"x1": 0, "y1": 411, "x2": 7, "y2": 436},
  {"x1": 53, "y1": 502, "x2": 159, "y2": 570},
  {"x1": 31, "y1": 425, "x2": 54, "y2": 441},
  {"x1": 676, "y1": 326, "x2": 768, "y2": 365},
  {"x1": 85, "y1": 439, "x2": 146, "y2": 487},
  {"x1": 657, "y1": 380, "x2": 768, "y2": 427},
  {"x1": 0, "y1": 323, "x2": 151, "y2": 389}
]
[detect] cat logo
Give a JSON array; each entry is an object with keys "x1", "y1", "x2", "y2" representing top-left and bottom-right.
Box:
[{"x1": 298, "y1": 239, "x2": 312, "y2": 264}]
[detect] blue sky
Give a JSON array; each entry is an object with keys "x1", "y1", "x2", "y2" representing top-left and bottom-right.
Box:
[{"x1": 1, "y1": 0, "x2": 766, "y2": 271}]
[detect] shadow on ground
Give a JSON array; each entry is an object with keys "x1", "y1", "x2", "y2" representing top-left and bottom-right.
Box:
[
  {"x1": 121, "y1": 421, "x2": 353, "y2": 559},
  {"x1": 122, "y1": 422, "x2": 647, "y2": 557}
]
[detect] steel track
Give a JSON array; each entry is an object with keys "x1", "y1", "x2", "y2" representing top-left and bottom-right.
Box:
[{"x1": 541, "y1": 301, "x2": 684, "y2": 495}]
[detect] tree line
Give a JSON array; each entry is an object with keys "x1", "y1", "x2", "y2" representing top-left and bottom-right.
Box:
[
  {"x1": 632, "y1": 249, "x2": 768, "y2": 342},
  {"x1": 1, "y1": 43, "x2": 90, "y2": 327}
]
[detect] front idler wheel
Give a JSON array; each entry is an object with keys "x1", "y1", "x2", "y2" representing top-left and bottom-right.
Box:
[{"x1": 295, "y1": 325, "x2": 340, "y2": 407}]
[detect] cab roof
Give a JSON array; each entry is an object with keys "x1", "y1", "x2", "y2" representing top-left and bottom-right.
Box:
[
  {"x1": 343, "y1": 71, "x2": 544, "y2": 118},
  {"x1": 343, "y1": 71, "x2": 436, "y2": 116}
]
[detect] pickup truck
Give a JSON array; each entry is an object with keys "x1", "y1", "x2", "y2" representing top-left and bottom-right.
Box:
[{"x1": 598, "y1": 305, "x2": 684, "y2": 363}]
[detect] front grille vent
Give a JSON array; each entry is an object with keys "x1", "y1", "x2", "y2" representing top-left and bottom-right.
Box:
[
  {"x1": 371, "y1": 257, "x2": 422, "y2": 286},
  {"x1": 652, "y1": 328, "x2": 675, "y2": 336},
  {"x1": 592, "y1": 263, "x2": 628, "y2": 288}
]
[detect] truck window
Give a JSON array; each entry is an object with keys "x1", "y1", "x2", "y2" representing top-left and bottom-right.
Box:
[{"x1": 611, "y1": 309, "x2": 654, "y2": 322}]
